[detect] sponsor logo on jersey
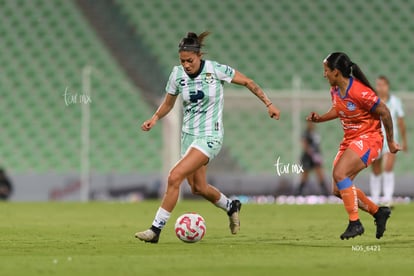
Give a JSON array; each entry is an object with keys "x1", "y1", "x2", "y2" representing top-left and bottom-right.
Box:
[
  {"x1": 179, "y1": 78, "x2": 187, "y2": 87},
  {"x1": 179, "y1": 78, "x2": 204, "y2": 87},
  {"x1": 189, "y1": 90, "x2": 205, "y2": 103},
  {"x1": 346, "y1": 101, "x2": 356, "y2": 111},
  {"x1": 361, "y1": 91, "x2": 369, "y2": 98},
  {"x1": 341, "y1": 120, "x2": 362, "y2": 130}
]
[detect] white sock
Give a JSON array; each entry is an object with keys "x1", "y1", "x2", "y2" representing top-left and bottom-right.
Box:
[
  {"x1": 215, "y1": 193, "x2": 231, "y2": 212},
  {"x1": 383, "y1": 171, "x2": 395, "y2": 205},
  {"x1": 369, "y1": 173, "x2": 382, "y2": 204},
  {"x1": 152, "y1": 207, "x2": 171, "y2": 229}
]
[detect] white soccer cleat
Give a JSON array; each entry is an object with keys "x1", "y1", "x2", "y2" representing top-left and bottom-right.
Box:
[
  {"x1": 135, "y1": 229, "x2": 159, "y2": 243},
  {"x1": 227, "y1": 200, "x2": 242, "y2": 234}
]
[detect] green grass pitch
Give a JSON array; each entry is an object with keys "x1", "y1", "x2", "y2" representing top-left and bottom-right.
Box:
[{"x1": 1, "y1": 201, "x2": 413, "y2": 276}]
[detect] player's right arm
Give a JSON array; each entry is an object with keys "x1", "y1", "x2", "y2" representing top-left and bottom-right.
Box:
[
  {"x1": 306, "y1": 106, "x2": 338, "y2": 123},
  {"x1": 141, "y1": 93, "x2": 178, "y2": 131}
]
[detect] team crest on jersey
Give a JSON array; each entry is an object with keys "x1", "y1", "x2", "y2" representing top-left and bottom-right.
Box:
[
  {"x1": 346, "y1": 101, "x2": 356, "y2": 111},
  {"x1": 205, "y1": 73, "x2": 214, "y2": 84}
]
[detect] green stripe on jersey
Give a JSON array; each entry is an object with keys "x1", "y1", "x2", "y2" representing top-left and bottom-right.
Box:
[{"x1": 165, "y1": 60, "x2": 235, "y2": 137}]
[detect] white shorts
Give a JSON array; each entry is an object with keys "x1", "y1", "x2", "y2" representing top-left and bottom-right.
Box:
[{"x1": 181, "y1": 132, "x2": 223, "y2": 160}]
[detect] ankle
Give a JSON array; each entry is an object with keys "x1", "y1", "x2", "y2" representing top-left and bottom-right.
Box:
[{"x1": 150, "y1": 225, "x2": 161, "y2": 235}]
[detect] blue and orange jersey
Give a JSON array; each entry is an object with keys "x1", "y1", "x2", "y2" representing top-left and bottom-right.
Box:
[{"x1": 330, "y1": 77, "x2": 382, "y2": 141}]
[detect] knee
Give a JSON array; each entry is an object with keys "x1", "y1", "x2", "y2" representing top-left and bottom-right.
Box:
[
  {"x1": 168, "y1": 170, "x2": 184, "y2": 188},
  {"x1": 371, "y1": 166, "x2": 382, "y2": 175},
  {"x1": 332, "y1": 168, "x2": 347, "y2": 184}
]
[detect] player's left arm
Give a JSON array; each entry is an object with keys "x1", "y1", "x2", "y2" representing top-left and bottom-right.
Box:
[
  {"x1": 398, "y1": 117, "x2": 407, "y2": 152},
  {"x1": 231, "y1": 70, "x2": 280, "y2": 120},
  {"x1": 396, "y1": 97, "x2": 408, "y2": 152},
  {"x1": 372, "y1": 101, "x2": 401, "y2": 153}
]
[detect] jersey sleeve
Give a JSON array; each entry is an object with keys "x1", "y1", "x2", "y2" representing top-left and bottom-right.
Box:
[
  {"x1": 165, "y1": 67, "x2": 180, "y2": 95},
  {"x1": 213, "y1": 61, "x2": 235, "y2": 83},
  {"x1": 355, "y1": 88, "x2": 380, "y2": 112},
  {"x1": 395, "y1": 96, "x2": 405, "y2": 117}
]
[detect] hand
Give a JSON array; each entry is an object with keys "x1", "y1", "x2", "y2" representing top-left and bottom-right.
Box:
[
  {"x1": 141, "y1": 117, "x2": 157, "y2": 131},
  {"x1": 306, "y1": 112, "x2": 321, "y2": 122},
  {"x1": 388, "y1": 140, "x2": 402, "y2": 154},
  {"x1": 268, "y1": 104, "x2": 280, "y2": 120}
]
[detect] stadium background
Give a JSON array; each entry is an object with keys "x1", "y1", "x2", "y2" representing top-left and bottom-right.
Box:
[{"x1": 0, "y1": 0, "x2": 412, "y2": 201}]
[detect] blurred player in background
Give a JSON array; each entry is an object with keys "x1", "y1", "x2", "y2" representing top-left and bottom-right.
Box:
[
  {"x1": 307, "y1": 52, "x2": 400, "y2": 240},
  {"x1": 0, "y1": 168, "x2": 13, "y2": 200},
  {"x1": 370, "y1": 76, "x2": 407, "y2": 206},
  {"x1": 296, "y1": 121, "x2": 329, "y2": 195},
  {"x1": 136, "y1": 32, "x2": 280, "y2": 243}
]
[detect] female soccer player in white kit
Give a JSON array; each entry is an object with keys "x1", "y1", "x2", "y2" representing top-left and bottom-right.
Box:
[
  {"x1": 370, "y1": 76, "x2": 408, "y2": 206},
  {"x1": 136, "y1": 32, "x2": 280, "y2": 243}
]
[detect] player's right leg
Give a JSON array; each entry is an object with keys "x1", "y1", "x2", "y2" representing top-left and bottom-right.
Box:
[
  {"x1": 135, "y1": 148, "x2": 209, "y2": 243},
  {"x1": 296, "y1": 170, "x2": 309, "y2": 195},
  {"x1": 333, "y1": 148, "x2": 367, "y2": 240},
  {"x1": 370, "y1": 157, "x2": 383, "y2": 204},
  {"x1": 187, "y1": 166, "x2": 241, "y2": 234},
  {"x1": 383, "y1": 153, "x2": 396, "y2": 206}
]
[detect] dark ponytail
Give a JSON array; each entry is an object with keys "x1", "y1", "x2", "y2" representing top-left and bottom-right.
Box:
[
  {"x1": 325, "y1": 52, "x2": 376, "y2": 93},
  {"x1": 178, "y1": 31, "x2": 210, "y2": 53}
]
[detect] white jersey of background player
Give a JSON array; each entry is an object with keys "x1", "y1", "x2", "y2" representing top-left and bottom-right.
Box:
[{"x1": 370, "y1": 76, "x2": 408, "y2": 206}]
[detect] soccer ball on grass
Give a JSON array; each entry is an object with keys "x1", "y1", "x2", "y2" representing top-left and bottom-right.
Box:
[{"x1": 174, "y1": 213, "x2": 206, "y2": 243}]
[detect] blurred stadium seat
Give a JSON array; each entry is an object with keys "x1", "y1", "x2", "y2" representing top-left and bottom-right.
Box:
[
  {"x1": 0, "y1": 0, "x2": 161, "y2": 173},
  {"x1": 114, "y1": 0, "x2": 413, "y2": 173},
  {"x1": 0, "y1": 0, "x2": 412, "y2": 177},
  {"x1": 115, "y1": 0, "x2": 414, "y2": 91}
]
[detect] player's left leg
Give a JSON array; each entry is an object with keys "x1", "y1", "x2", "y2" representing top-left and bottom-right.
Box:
[
  {"x1": 346, "y1": 138, "x2": 391, "y2": 239},
  {"x1": 370, "y1": 157, "x2": 383, "y2": 204},
  {"x1": 187, "y1": 166, "x2": 241, "y2": 234},
  {"x1": 382, "y1": 153, "x2": 397, "y2": 206}
]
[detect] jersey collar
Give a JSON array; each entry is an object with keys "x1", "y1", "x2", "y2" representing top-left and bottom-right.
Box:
[
  {"x1": 338, "y1": 77, "x2": 353, "y2": 99},
  {"x1": 186, "y1": 60, "x2": 205, "y2": 79}
]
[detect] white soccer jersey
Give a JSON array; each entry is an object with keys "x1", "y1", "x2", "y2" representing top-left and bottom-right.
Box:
[
  {"x1": 382, "y1": 94, "x2": 404, "y2": 145},
  {"x1": 165, "y1": 60, "x2": 235, "y2": 136}
]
